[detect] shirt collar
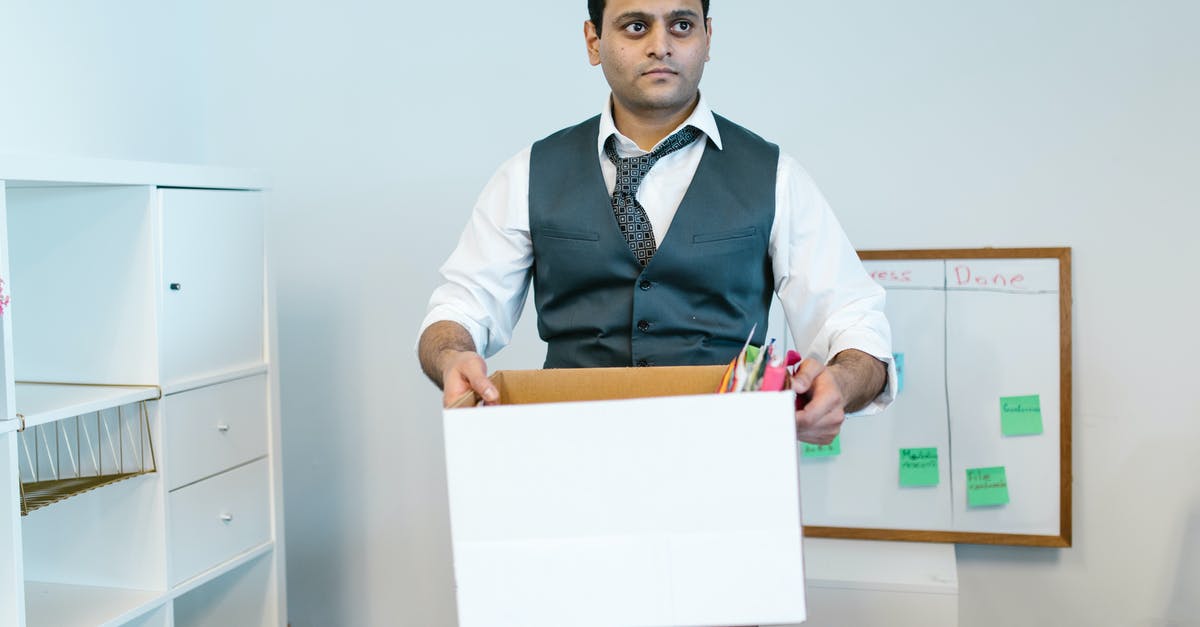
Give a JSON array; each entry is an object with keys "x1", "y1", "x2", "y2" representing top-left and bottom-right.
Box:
[{"x1": 597, "y1": 93, "x2": 723, "y2": 160}]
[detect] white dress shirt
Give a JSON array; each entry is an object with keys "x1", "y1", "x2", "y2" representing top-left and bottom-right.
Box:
[{"x1": 421, "y1": 95, "x2": 896, "y2": 413}]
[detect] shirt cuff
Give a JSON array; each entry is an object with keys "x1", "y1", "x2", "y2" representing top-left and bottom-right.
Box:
[{"x1": 826, "y1": 329, "x2": 897, "y2": 417}]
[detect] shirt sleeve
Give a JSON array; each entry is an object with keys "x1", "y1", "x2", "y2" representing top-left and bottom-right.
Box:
[
  {"x1": 770, "y1": 153, "x2": 897, "y2": 415},
  {"x1": 418, "y1": 147, "x2": 535, "y2": 358}
]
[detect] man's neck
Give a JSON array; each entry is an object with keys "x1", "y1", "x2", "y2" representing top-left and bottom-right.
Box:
[{"x1": 611, "y1": 94, "x2": 700, "y2": 151}]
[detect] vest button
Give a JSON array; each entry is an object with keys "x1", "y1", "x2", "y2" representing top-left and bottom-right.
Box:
[
  {"x1": 636, "y1": 359, "x2": 649, "y2": 367},
  {"x1": 637, "y1": 319, "x2": 650, "y2": 332},
  {"x1": 639, "y1": 280, "x2": 652, "y2": 290}
]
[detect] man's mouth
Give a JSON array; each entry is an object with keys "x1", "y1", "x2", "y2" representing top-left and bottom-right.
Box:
[{"x1": 643, "y1": 67, "x2": 678, "y2": 76}]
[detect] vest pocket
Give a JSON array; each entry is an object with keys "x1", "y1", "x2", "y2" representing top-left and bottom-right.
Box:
[
  {"x1": 693, "y1": 226, "x2": 757, "y2": 244},
  {"x1": 540, "y1": 227, "x2": 600, "y2": 242}
]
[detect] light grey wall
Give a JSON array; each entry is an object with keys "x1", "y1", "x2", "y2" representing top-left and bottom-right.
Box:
[
  {"x1": 3, "y1": 1, "x2": 1198, "y2": 626},
  {"x1": 0, "y1": 1, "x2": 209, "y2": 161}
]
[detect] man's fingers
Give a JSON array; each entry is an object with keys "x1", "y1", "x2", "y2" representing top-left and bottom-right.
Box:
[
  {"x1": 794, "y1": 369, "x2": 846, "y2": 445},
  {"x1": 441, "y1": 370, "x2": 477, "y2": 407},
  {"x1": 800, "y1": 429, "x2": 838, "y2": 446},
  {"x1": 790, "y1": 358, "x2": 825, "y2": 395},
  {"x1": 795, "y1": 400, "x2": 843, "y2": 440},
  {"x1": 442, "y1": 386, "x2": 467, "y2": 408},
  {"x1": 440, "y1": 351, "x2": 499, "y2": 408},
  {"x1": 465, "y1": 369, "x2": 499, "y2": 405},
  {"x1": 795, "y1": 409, "x2": 843, "y2": 444},
  {"x1": 803, "y1": 371, "x2": 844, "y2": 419}
]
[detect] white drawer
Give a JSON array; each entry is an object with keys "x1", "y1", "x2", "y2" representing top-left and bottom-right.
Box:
[
  {"x1": 169, "y1": 458, "x2": 271, "y2": 587},
  {"x1": 165, "y1": 375, "x2": 268, "y2": 490},
  {"x1": 159, "y1": 188, "x2": 265, "y2": 387}
]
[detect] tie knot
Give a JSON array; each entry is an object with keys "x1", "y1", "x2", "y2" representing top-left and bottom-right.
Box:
[{"x1": 604, "y1": 125, "x2": 703, "y2": 175}]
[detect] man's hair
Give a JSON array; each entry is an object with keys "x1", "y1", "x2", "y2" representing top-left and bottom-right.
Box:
[{"x1": 588, "y1": 0, "x2": 711, "y2": 37}]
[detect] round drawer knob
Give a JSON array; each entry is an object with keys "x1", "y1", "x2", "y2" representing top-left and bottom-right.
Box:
[{"x1": 220, "y1": 513, "x2": 234, "y2": 524}]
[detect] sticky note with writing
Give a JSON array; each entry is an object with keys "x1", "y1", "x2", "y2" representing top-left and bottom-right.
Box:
[
  {"x1": 899, "y1": 448, "x2": 938, "y2": 487},
  {"x1": 966, "y1": 466, "x2": 1010, "y2": 507},
  {"x1": 1001, "y1": 394, "x2": 1043, "y2": 436},
  {"x1": 894, "y1": 353, "x2": 905, "y2": 393},
  {"x1": 802, "y1": 435, "x2": 841, "y2": 458}
]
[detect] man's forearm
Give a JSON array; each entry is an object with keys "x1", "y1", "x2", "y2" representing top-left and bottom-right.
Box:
[
  {"x1": 418, "y1": 321, "x2": 477, "y2": 389},
  {"x1": 826, "y1": 349, "x2": 889, "y2": 413}
]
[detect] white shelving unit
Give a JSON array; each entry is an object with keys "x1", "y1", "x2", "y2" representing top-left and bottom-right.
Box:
[
  {"x1": 14, "y1": 384, "x2": 161, "y2": 431},
  {"x1": 0, "y1": 156, "x2": 285, "y2": 627}
]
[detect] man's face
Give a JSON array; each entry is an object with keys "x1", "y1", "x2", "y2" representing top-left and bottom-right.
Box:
[{"x1": 586, "y1": 0, "x2": 712, "y2": 118}]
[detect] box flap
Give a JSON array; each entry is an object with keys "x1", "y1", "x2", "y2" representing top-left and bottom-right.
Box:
[{"x1": 486, "y1": 365, "x2": 728, "y2": 406}]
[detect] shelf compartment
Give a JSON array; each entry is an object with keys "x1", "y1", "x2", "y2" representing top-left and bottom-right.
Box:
[
  {"x1": 17, "y1": 398, "x2": 157, "y2": 516},
  {"x1": 173, "y1": 547, "x2": 276, "y2": 627},
  {"x1": 7, "y1": 185, "x2": 160, "y2": 385},
  {"x1": 24, "y1": 580, "x2": 166, "y2": 627}
]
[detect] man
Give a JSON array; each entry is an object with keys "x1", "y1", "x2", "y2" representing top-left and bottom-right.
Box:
[{"x1": 419, "y1": 0, "x2": 895, "y2": 443}]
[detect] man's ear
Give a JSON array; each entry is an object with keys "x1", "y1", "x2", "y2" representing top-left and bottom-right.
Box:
[{"x1": 585, "y1": 20, "x2": 602, "y2": 66}]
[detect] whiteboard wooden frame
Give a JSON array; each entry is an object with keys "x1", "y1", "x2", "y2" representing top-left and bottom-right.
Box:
[{"x1": 801, "y1": 248, "x2": 1072, "y2": 548}]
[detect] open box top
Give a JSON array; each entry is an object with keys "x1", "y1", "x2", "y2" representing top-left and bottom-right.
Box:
[{"x1": 451, "y1": 364, "x2": 729, "y2": 407}]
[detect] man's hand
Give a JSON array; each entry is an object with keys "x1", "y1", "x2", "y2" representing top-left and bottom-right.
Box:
[
  {"x1": 791, "y1": 359, "x2": 845, "y2": 444},
  {"x1": 791, "y1": 349, "x2": 888, "y2": 444},
  {"x1": 437, "y1": 349, "x2": 499, "y2": 408},
  {"x1": 418, "y1": 321, "x2": 500, "y2": 408}
]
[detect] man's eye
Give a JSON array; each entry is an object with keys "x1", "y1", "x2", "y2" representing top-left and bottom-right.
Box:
[
  {"x1": 673, "y1": 21, "x2": 693, "y2": 33},
  {"x1": 624, "y1": 22, "x2": 647, "y2": 33}
]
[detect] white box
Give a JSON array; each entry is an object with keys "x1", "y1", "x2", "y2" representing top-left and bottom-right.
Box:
[{"x1": 443, "y1": 366, "x2": 807, "y2": 627}]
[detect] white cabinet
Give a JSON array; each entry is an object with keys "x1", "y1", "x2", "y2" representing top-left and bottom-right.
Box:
[
  {"x1": 163, "y1": 376, "x2": 268, "y2": 491},
  {"x1": 168, "y1": 458, "x2": 271, "y2": 587},
  {"x1": 159, "y1": 188, "x2": 265, "y2": 389},
  {"x1": 0, "y1": 156, "x2": 285, "y2": 627}
]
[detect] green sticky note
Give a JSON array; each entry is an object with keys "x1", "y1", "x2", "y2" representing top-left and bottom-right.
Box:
[
  {"x1": 803, "y1": 435, "x2": 841, "y2": 458},
  {"x1": 966, "y1": 466, "x2": 1010, "y2": 507},
  {"x1": 1001, "y1": 394, "x2": 1043, "y2": 436},
  {"x1": 899, "y1": 448, "x2": 939, "y2": 487},
  {"x1": 894, "y1": 353, "x2": 905, "y2": 393}
]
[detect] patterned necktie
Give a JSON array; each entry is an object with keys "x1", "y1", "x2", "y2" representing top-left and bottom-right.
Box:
[{"x1": 604, "y1": 125, "x2": 704, "y2": 266}]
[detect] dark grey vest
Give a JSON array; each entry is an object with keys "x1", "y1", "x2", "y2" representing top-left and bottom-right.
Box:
[{"x1": 529, "y1": 114, "x2": 778, "y2": 368}]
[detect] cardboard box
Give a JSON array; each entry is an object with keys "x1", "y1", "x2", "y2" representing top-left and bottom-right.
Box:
[{"x1": 443, "y1": 366, "x2": 807, "y2": 627}]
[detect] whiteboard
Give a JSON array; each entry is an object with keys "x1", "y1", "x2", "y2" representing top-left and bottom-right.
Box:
[{"x1": 799, "y1": 249, "x2": 1072, "y2": 547}]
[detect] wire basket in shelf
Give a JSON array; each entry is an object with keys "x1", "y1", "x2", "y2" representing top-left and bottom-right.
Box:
[{"x1": 18, "y1": 400, "x2": 157, "y2": 515}]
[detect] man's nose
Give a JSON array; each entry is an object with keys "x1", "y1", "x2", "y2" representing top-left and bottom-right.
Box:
[{"x1": 645, "y1": 25, "x2": 672, "y2": 58}]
